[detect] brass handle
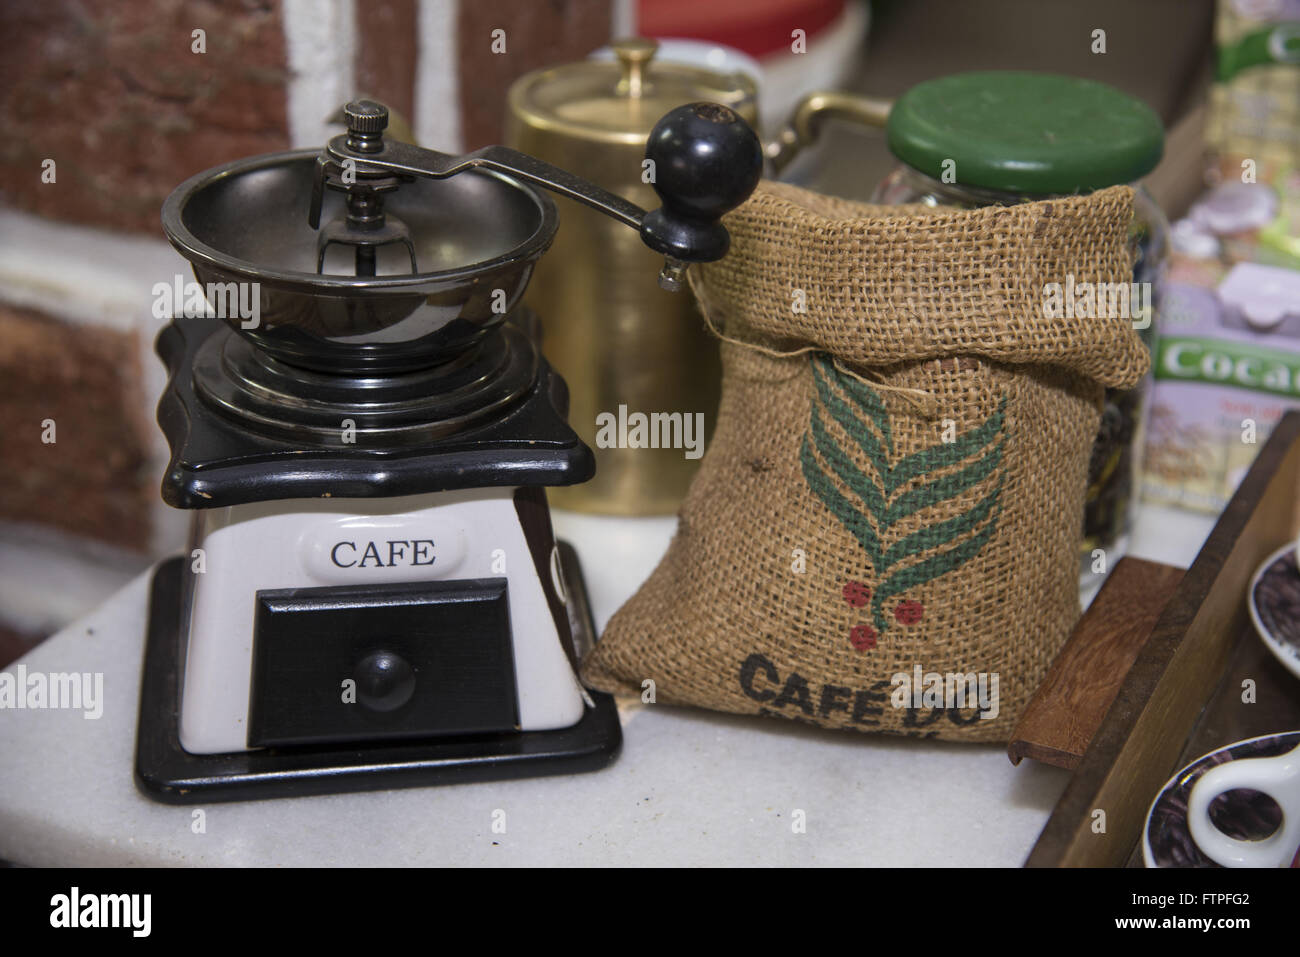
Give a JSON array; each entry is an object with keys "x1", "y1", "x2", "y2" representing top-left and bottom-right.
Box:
[
  {"x1": 766, "y1": 91, "x2": 894, "y2": 175},
  {"x1": 614, "y1": 37, "x2": 658, "y2": 98}
]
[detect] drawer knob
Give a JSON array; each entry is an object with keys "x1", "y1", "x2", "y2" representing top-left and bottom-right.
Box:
[{"x1": 354, "y1": 650, "x2": 416, "y2": 712}]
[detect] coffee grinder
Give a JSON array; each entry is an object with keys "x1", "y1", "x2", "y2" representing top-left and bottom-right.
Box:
[{"x1": 135, "y1": 99, "x2": 762, "y2": 802}]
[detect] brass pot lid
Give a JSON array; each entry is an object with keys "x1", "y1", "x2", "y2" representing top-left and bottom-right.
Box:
[{"x1": 509, "y1": 37, "x2": 758, "y2": 145}]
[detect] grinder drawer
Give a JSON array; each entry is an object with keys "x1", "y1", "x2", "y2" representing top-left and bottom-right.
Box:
[{"x1": 247, "y1": 578, "x2": 517, "y2": 748}]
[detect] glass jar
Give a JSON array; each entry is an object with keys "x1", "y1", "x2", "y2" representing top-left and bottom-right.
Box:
[{"x1": 870, "y1": 72, "x2": 1169, "y2": 581}]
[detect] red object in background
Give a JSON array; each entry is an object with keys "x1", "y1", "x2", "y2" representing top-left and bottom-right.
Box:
[{"x1": 637, "y1": 0, "x2": 845, "y2": 59}]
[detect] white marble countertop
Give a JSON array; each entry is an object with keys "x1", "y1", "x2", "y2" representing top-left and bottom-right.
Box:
[{"x1": 0, "y1": 503, "x2": 1216, "y2": 867}]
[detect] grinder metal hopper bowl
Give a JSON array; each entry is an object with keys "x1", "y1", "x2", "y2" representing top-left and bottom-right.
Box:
[{"x1": 136, "y1": 100, "x2": 761, "y2": 802}]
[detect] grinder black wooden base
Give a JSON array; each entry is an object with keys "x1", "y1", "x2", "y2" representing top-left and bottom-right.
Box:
[{"x1": 135, "y1": 543, "x2": 621, "y2": 804}]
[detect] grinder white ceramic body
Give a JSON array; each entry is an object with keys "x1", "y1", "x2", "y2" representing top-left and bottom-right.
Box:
[{"x1": 178, "y1": 487, "x2": 584, "y2": 754}]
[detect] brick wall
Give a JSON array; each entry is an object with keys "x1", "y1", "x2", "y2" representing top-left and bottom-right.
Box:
[
  {"x1": 0, "y1": 0, "x2": 291, "y2": 235},
  {"x1": 0, "y1": 0, "x2": 613, "y2": 649}
]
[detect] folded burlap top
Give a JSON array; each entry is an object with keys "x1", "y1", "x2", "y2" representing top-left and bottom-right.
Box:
[{"x1": 690, "y1": 181, "x2": 1149, "y2": 389}]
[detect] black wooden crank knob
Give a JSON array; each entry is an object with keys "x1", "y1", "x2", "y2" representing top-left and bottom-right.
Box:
[
  {"x1": 640, "y1": 102, "x2": 763, "y2": 265},
  {"x1": 354, "y1": 649, "x2": 415, "y2": 712}
]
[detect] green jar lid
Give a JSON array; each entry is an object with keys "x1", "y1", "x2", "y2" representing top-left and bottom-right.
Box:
[{"x1": 886, "y1": 71, "x2": 1164, "y2": 195}]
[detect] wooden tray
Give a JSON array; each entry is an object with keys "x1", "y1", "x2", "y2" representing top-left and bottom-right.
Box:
[{"x1": 1026, "y1": 411, "x2": 1300, "y2": 867}]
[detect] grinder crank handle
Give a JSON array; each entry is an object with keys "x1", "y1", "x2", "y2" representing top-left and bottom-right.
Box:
[
  {"x1": 312, "y1": 100, "x2": 762, "y2": 290},
  {"x1": 638, "y1": 102, "x2": 763, "y2": 290}
]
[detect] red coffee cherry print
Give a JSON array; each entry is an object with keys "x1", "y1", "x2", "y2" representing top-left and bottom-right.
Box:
[
  {"x1": 849, "y1": 625, "x2": 877, "y2": 651},
  {"x1": 894, "y1": 600, "x2": 924, "y2": 625},
  {"x1": 842, "y1": 581, "x2": 871, "y2": 607}
]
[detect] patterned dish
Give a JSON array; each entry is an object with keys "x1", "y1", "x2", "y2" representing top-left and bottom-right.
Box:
[
  {"x1": 1144, "y1": 731, "x2": 1299, "y2": 868},
  {"x1": 1248, "y1": 544, "x2": 1300, "y2": 680}
]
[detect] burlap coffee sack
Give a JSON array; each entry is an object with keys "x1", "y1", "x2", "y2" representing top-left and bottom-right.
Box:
[{"x1": 580, "y1": 181, "x2": 1149, "y2": 742}]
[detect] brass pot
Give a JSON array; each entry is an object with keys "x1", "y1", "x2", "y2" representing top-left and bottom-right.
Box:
[{"x1": 507, "y1": 39, "x2": 758, "y2": 515}]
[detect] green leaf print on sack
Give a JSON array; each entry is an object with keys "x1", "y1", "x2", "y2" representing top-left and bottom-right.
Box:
[{"x1": 799, "y1": 355, "x2": 1007, "y2": 635}]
